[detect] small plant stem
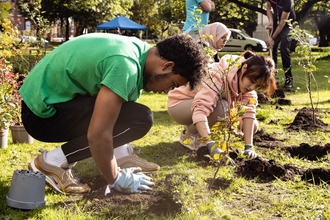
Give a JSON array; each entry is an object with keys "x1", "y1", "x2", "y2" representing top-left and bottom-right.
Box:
[{"x1": 209, "y1": 162, "x2": 221, "y2": 190}]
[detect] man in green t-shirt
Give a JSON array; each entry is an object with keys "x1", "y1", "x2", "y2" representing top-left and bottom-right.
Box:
[{"x1": 20, "y1": 33, "x2": 208, "y2": 195}]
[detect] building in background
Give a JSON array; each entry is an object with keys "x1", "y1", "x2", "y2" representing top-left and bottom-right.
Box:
[
  {"x1": 8, "y1": 1, "x2": 68, "y2": 42},
  {"x1": 253, "y1": 12, "x2": 269, "y2": 43}
]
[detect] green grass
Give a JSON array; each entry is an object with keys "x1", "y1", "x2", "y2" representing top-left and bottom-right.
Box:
[{"x1": 1, "y1": 51, "x2": 330, "y2": 219}]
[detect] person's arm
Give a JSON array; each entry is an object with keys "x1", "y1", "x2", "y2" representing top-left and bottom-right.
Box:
[
  {"x1": 192, "y1": 67, "x2": 224, "y2": 139},
  {"x1": 87, "y1": 85, "x2": 123, "y2": 185},
  {"x1": 195, "y1": 121, "x2": 210, "y2": 138},
  {"x1": 268, "y1": 10, "x2": 290, "y2": 48},
  {"x1": 242, "y1": 118, "x2": 254, "y2": 145},
  {"x1": 200, "y1": 0, "x2": 215, "y2": 12},
  {"x1": 265, "y1": 1, "x2": 273, "y2": 30},
  {"x1": 271, "y1": 11, "x2": 290, "y2": 39}
]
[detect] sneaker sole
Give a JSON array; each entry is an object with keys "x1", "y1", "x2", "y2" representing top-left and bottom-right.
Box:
[{"x1": 28, "y1": 157, "x2": 65, "y2": 194}]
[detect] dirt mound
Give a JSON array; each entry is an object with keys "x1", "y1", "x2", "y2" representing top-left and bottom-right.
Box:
[
  {"x1": 302, "y1": 168, "x2": 330, "y2": 184},
  {"x1": 253, "y1": 129, "x2": 283, "y2": 149},
  {"x1": 285, "y1": 143, "x2": 330, "y2": 160},
  {"x1": 235, "y1": 158, "x2": 303, "y2": 182},
  {"x1": 287, "y1": 107, "x2": 328, "y2": 132}
]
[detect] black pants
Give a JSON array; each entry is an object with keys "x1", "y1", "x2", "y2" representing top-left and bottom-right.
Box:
[
  {"x1": 272, "y1": 27, "x2": 292, "y2": 78},
  {"x1": 22, "y1": 95, "x2": 153, "y2": 163}
]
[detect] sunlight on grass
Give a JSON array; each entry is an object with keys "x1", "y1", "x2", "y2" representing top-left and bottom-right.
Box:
[{"x1": 0, "y1": 53, "x2": 330, "y2": 219}]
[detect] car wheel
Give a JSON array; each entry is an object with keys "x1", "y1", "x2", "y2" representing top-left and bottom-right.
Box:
[{"x1": 244, "y1": 45, "x2": 253, "y2": 51}]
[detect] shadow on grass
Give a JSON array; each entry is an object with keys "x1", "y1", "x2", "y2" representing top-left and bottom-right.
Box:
[{"x1": 135, "y1": 141, "x2": 193, "y2": 168}]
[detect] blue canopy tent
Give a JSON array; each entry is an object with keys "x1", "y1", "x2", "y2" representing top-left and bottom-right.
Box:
[{"x1": 96, "y1": 16, "x2": 147, "y2": 31}]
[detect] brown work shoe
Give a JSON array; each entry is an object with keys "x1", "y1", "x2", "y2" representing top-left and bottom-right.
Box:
[
  {"x1": 117, "y1": 155, "x2": 160, "y2": 173},
  {"x1": 28, "y1": 152, "x2": 91, "y2": 194}
]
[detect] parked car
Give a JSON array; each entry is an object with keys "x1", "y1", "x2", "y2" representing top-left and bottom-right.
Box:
[{"x1": 222, "y1": 28, "x2": 268, "y2": 52}]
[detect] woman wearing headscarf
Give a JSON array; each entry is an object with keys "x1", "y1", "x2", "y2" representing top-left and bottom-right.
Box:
[{"x1": 197, "y1": 22, "x2": 231, "y2": 62}]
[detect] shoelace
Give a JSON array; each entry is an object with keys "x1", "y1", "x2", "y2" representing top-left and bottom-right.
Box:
[{"x1": 66, "y1": 168, "x2": 81, "y2": 182}]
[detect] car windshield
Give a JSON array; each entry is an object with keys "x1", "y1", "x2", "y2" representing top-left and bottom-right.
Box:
[{"x1": 237, "y1": 31, "x2": 251, "y2": 38}]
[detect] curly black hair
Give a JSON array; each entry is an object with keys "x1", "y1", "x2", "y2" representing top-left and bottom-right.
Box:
[{"x1": 156, "y1": 35, "x2": 208, "y2": 90}]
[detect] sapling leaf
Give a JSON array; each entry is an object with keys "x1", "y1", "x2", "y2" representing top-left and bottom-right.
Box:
[
  {"x1": 183, "y1": 138, "x2": 191, "y2": 145},
  {"x1": 248, "y1": 98, "x2": 257, "y2": 105},
  {"x1": 220, "y1": 141, "x2": 227, "y2": 151}
]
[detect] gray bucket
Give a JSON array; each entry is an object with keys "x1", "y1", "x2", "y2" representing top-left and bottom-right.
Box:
[{"x1": 6, "y1": 170, "x2": 46, "y2": 210}]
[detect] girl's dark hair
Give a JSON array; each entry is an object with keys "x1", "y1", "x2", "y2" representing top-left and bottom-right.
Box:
[
  {"x1": 156, "y1": 35, "x2": 208, "y2": 90},
  {"x1": 241, "y1": 51, "x2": 277, "y2": 97}
]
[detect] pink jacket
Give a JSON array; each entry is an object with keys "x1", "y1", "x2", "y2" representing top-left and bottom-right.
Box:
[{"x1": 167, "y1": 54, "x2": 258, "y2": 125}]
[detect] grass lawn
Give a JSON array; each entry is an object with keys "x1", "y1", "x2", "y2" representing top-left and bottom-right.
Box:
[{"x1": 0, "y1": 50, "x2": 330, "y2": 219}]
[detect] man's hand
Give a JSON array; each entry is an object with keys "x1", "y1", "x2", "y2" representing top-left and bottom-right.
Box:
[
  {"x1": 265, "y1": 23, "x2": 273, "y2": 30},
  {"x1": 105, "y1": 167, "x2": 154, "y2": 195},
  {"x1": 242, "y1": 144, "x2": 258, "y2": 159},
  {"x1": 200, "y1": 0, "x2": 215, "y2": 12},
  {"x1": 268, "y1": 37, "x2": 275, "y2": 49}
]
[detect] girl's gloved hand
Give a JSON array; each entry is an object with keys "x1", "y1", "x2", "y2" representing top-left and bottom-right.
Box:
[{"x1": 242, "y1": 144, "x2": 258, "y2": 159}]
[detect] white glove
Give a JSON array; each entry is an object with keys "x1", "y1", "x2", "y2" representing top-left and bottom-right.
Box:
[
  {"x1": 242, "y1": 144, "x2": 258, "y2": 159},
  {"x1": 105, "y1": 167, "x2": 154, "y2": 195}
]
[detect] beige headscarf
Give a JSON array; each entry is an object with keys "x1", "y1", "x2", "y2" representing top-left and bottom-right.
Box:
[{"x1": 199, "y1": 22, "x2": 231, "y2": 50}]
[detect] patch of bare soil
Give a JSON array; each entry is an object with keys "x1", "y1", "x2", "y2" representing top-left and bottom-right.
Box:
[
  {"x1": 258, "y1": 89, "x2": 291, "y2": 105},
  {"x1": 80, "y1": 174, "x2": 181, "y2": 218},
  {"x1": 285, "y1": 143, "x2": 330, "y2": 160},
  {"x1": 302, "y1": 168, "x2": 330, "y2": 184},
  {"x1": 272, "y1": 89, "x2": 286, "y2": 99},
  {"x1": 253, "y1": 129, "x2": 283, "y2": 149},
  {"x1": 287, "y1": 107, "x2": 328, "y2": 132},
  {"x1": 258, "y1": 89, "x2": 286, "y2": 105},
  {"x1": 207, "y1": 177, "x2": 233, "y2": 191},
  {"x1": 235, "y1": 158, "x2": 303, "y2": 182},
  {"x1": 234, "y1": 157, "x2": 330, "y2": 185}
]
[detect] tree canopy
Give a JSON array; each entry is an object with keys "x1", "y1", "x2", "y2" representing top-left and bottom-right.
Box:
[{"x1": 15, "y1": 0, "x2": 330, "y2": 46}]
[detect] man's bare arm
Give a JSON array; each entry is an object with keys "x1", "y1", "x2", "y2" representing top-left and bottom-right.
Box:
[
  {"x1": 200, "y1": 0, "x2": 215, "y2": 12},
  {"x1": 88, "y1": 85, "x2": 123, "y2": 185},
  {"x1": 265, "y1": 1, "x2": 274, "y2": 30},
  {"x1": 271, "y1": 11, "x2": 290, "y2": 38}
]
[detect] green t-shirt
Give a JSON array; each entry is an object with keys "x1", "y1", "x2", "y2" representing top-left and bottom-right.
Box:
[{"x1": 19, "y1": 33, "x2": 150, "y2": 118}]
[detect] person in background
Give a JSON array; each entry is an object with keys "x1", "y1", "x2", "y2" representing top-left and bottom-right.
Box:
[
  {"x1": 20, "y1": 33, "x2": 208, "y2": 195},
  {"x1": 183, "y1": 0, "x2": 215, "y2": 40},
  {"x1": 116, "y1": 27, "x2": 122, "y2": 35},
  {"x1": 266, "y1": 0, "x2": 296, "y2": 88},
  {"x1": 197, "y1": 22, "x2": 231, "y2": 62},
  {"x1": 168, "y1": 22, "x2": 231, "y2": 153},
  {"x1": 167, "y1": 51, "x2": 277, "y2": 161}
]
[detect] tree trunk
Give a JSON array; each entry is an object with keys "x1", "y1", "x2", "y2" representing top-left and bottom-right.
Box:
[
  {"x1": 65, "y1": 17, "x2": 70, "y2": 41},
  {"x1": 315, "y1": 15, "x2": 330, "y2": 47}
]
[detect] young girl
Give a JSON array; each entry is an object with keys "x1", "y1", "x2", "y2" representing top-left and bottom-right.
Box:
[{"x1": 167, "y1": 51, "x2": 277, "y2": 159}]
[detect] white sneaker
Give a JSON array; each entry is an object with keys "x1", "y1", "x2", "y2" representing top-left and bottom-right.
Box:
[
  {"x1": 179, "y1": 131, "x2": 204, "y2": 151},
  {"x1": 126, "y1": 143, "x2": 134, "y2": 155}
]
